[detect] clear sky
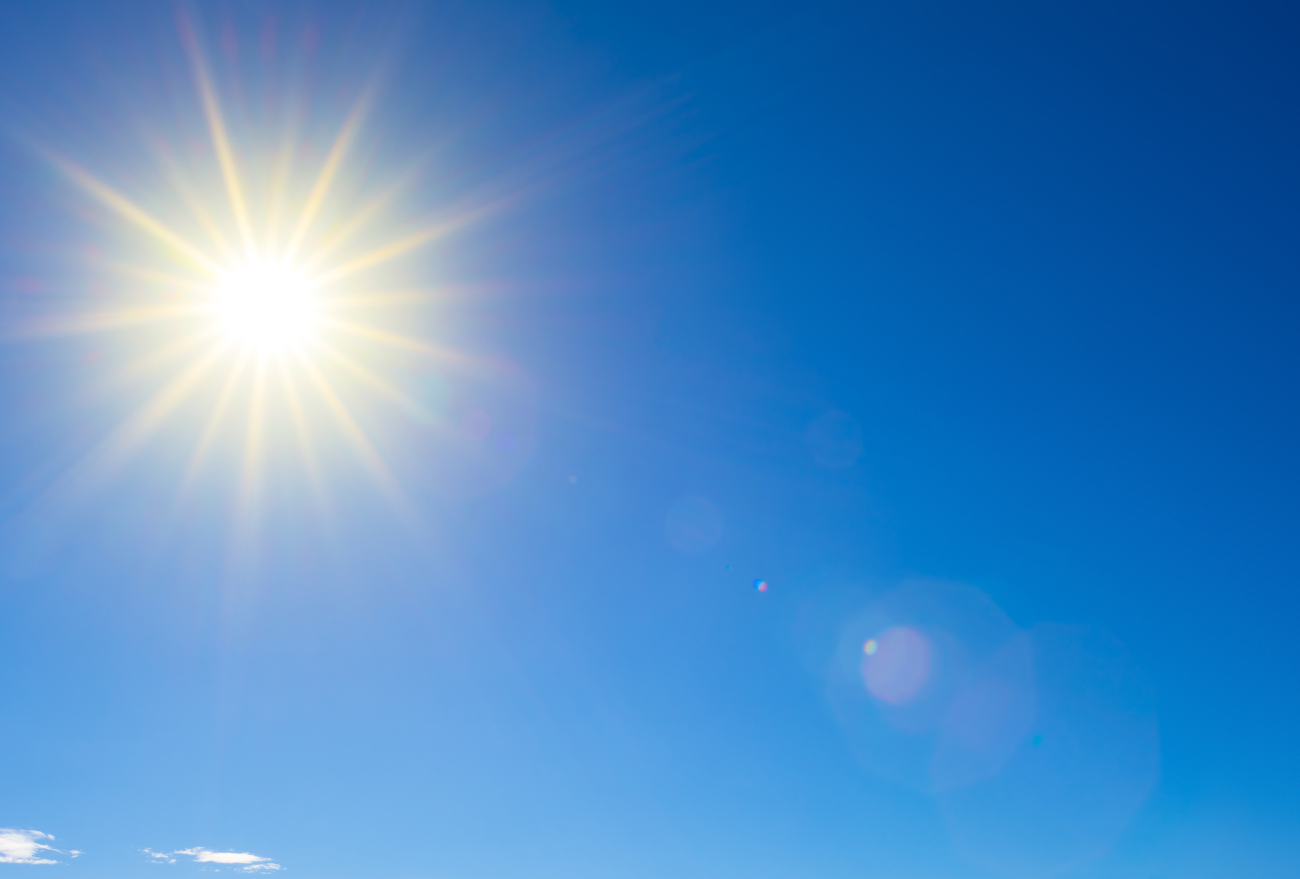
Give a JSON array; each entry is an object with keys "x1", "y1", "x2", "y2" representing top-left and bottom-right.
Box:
[{"x1": 2, "y1": 1, "x2": 1299, "y2": 877}]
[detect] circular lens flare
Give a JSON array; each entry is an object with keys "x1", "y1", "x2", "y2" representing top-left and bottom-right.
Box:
[
  {"x1": 862, "y1": 626, "x2": 933, "y2": 704},
  {"x1": 213, "y1": 263, "x2": 318, "y2": 350}
]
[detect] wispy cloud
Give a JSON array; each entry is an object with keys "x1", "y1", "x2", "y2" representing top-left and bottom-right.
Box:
[
  {"x1": 147, "y1": 847, "x2": 282, "y2": 873},
  {"x1": 0, "y1": 829, "x2": 68, "y2": 865}
]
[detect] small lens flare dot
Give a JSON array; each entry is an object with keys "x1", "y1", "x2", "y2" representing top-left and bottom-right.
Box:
[
  {"x1": 863, "y1": 639, "x2": 878, "y2": 655},
  {"x1": 754, "y1": 579, "x2": 768, "y2": 592}
]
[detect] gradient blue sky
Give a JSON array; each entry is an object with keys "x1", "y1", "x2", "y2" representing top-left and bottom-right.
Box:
[{"x1": 2, "y1": 1, "x2": 1299, "y2": 877}]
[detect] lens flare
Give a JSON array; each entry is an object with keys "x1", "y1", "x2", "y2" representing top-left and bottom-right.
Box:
[
  {"x1": 819, "y1": 581, "x2": 1159, "y2": 876},
  {"x1": 862, "y1": 626, "x2": 933, "y2": 704}
]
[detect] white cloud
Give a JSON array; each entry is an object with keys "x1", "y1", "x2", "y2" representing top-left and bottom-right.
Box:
[
  {"x1": 0, "y1": 829, "x2": 64, "y2": 865},
  {"x1": 143, "y1": 848, "x2": 177, "y2": 864},
  {"x1": 166, "y1": 847, "x2": 282, "y2": 873}
]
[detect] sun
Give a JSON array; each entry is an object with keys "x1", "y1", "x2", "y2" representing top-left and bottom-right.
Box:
[
  {"x1": 212, "y1": 262, "x2": 320, "y2": 351},
  {"x1": 18, "y1": 9, "x2": 522, "y2": 529}
]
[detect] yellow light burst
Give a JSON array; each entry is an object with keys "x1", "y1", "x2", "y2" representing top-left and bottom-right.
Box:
[{"x1": 25, "y1": 16, "x2": 505, "y2": 527}]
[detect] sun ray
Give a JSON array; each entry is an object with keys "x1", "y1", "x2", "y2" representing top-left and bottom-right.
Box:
[
  {"x1": 233, "y1": 355, "x2": 271, "y2": 540},
  {"x1": 177, "y1": 348, "x2": 253, "y2": 499},
  {"x1": 89, "y1": 260, "x2": 204, "y2": 289},
  {"x1": 156, "y1": 148, "x2": 242, "y2": 264},
  {"x1": 312, "y1": 340, "x2": 444, "y2": 429},
  {"x1": 313, "y1": 207, "x2": 492, "y2": 285},
  {"x1": 102, "y1": 344, "x2": 230, "y2": 463},
  {"x1": 318, "y1": 318, "x2": 480, "y2": 368},
  {"x1": 273, "y1": 355, "x2": 328, "y2": 510},
  {"x1": 295, "y1": 353, "x2": 417, "y2": 521},
  {"x1": 178, "y1": 12, "x2": 256, "y2": 260},
  {"x1": 57, "y1": 340, "x2": 232, "y2": 504},
  {"x1": 295, "y1": 169, "x2": 420, "y2": 274},
  {"x1": 14, "y1": 304, "x2": 203, "y2": 339},
  {"x1": 312, "y1": 286, "x2": 439, "y2": 310},
  {"x1": 282, "y1": 91, "x2": 373, "y2": 265},
  {"x1": 94, "y1": 326, "x2": 225, "y2": 398},
  {"x1": 51, "y1": 156, "x2": 220, "y2": 272},
  {"x1": 263, "y1": 122, "x2": 303, "y2": 255}
]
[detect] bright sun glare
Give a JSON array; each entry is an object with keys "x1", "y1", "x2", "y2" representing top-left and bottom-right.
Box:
[
  {"x1": 22, "y1": 11, "x2": 509, "y2": 523},
  {"x1": 213, "y1": 263, "x2": 319, "y2": 350}
]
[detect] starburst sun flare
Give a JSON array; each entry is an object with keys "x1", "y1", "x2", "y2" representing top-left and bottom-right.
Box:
[{"x1": 19, "y1": 16, "x2": 514, "y2": 524}]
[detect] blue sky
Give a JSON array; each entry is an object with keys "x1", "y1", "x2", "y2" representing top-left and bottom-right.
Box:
[{"x1": 2, "y1": 1, "x2": 1299, "y2": 877}]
